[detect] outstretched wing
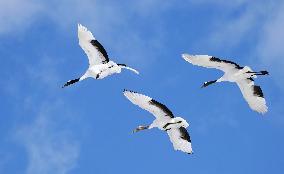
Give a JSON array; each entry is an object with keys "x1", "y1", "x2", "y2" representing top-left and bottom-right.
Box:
[
  {"x1": 236, "y1": 78, "x2": 268, "y2": 114},
  {"x1": 78, "y1": 24, "x2": 109, "y2": 65},
  {"x1": 123, "y1": 90, "x2": 174, "y2": 119},
  {"x1": 182, "y1": 53, "x2": 243, "y2": 73},
  {"x1": 167, "y1": 127, "x2": 193, "y2": 154}
]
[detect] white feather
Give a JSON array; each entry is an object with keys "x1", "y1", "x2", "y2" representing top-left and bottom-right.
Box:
[
  {"x1": 124, "y1": 90, "x2": 193, "y2": 154},
  {"x1": 182, "y1": 53, "x2": 268, "y2": 114},
  {"x1": 78, "y1": 23, "x2": 107, "y2": 65}
]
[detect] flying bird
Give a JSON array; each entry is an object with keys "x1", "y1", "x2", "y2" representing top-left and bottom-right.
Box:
[
  {"x1": 62, "y1": 24, "x2": 139, "y2": 88},
  {"x1": 182, "y1": 54, "x2": 269, "y2": 114},
  {"x1": 123, "y1": 90, "x2": 193, "y2": 154}
]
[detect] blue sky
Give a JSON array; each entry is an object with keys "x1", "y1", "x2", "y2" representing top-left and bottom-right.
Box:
[{"x1": 1, "y1": 0, "x2": 284, "y2": 173}]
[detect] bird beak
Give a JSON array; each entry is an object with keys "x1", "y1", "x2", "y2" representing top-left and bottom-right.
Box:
[{"x1": 132, "y1": 129, "x2": 139, "y2": 134}]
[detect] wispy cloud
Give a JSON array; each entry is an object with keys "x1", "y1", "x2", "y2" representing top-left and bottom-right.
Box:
[
  {"x1": 15, "y1": 103, "x2": 79, "y2": 174},
  {"x1": 191, "y1": 1, "x2": 284, "y2": 124},
  {"x1": 194, "y1": 1, "x2": 284, "y2": 87},
  {"x1": 0, "y1": 0, "x2": 173, "y2": 66},
  {"x1": 2, "y1": 52, "x2": 81, "y2": 174},
  {"x1": 194, "y1": 2, "x2": 269, "y2": 51},
  {"x1": 256, "y1": 2, "x2": 284, "y2": 87},
  {"x1": 0, "y1": 0, "x2": 43, "y2": 34}
]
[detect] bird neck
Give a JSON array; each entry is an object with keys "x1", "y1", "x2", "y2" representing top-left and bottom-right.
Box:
[{"x1": 217, "y1": 76, "x2": 226, "y2": 82}]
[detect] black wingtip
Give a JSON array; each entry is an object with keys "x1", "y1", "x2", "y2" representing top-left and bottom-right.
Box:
[
  {"x1": 210, "y1": 57, "x2": 243, "y2": 69},
  {"x1": 253, "y1": 85, "x2": 264, "y2": 98}
]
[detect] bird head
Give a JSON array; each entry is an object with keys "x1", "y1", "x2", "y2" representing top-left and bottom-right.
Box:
[
  {"x1": 201, "y1": 80, "x2": 217, "y2": 88},
  {"x1": 260, "y1": 70, "x2": 269, "y2": 75}
]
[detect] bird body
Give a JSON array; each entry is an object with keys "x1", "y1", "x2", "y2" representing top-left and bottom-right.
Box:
[
  {"x1": 82, "y1": 60, "x2": 121, "y2": 80},
  {"x1": 217, "y1": 66, "x2": 255, "y2": 83},
  {"x1": 149, "y1": 116, "x2": 189, "y2": 131},
  {"x1": 182, "y1": 54, "x2": 268, "y2": 114},
  {"x1": 123, "y1": 90, "x2": 193, "y2": 154},
  {"x1": 63, "y1": 24, "x2": 139, "y2": 88}
]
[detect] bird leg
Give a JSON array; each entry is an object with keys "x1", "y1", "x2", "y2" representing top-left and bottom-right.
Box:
[
  {"x1": 132, "y1": 125, "x2": 149, "y2": 133},
  {"x1": 96, "y1": 70, "x2": 105, "y2": 79},
  {"x1": 96, "y1": 73, "x2": 100, "y2": 79},
  {"x1": 246, "y1": 71, "x2": 269, "y2": 75}
]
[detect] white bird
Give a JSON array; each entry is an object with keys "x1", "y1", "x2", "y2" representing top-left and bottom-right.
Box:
[
  {"x1": 123, "y1": 90, "x2": 193, "y2": 154},
  {"x1": 63, "y1": 24, "x2": 139, "y2": 88},
  {"x1": 182, "y1": 53, "x2": 269, "y2": 114}
]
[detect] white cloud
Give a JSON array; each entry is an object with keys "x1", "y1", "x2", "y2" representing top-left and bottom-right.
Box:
[
  {"x1": 0, "y1": 0, "x2": 172, "y2": 34},
  {"x1": 0, "y1": 0, "x2": 98, "y2": 34},
  {"x1": 0, "y1": 0, "x2": 43, "y2": 34},
  {"x1": 192, "y1": 1, "x2": 284, "y2": 123},
  {"x1": 16, "y1": 106, "x2": 79, "y2": 174},
  {"x1": 256, "y1": 2, "x2": 284, "y2": 87},
  {"x1": 194, "y1": 1, "x2": 284, "y2": 87},
  {"x1": 255, "y1": 1, "x2": 284, "y2": 123},
  {"x1": 0, "y1": 0, "x2": 174, "y2": 67},
  {"x1": 5, "y1": 52, "x2": 81, "y2": 174},
  {"x1": 193, "y1": 2, "x2": 271, "y2": 52}
]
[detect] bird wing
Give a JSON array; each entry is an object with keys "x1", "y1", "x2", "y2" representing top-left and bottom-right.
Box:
[
  {"x1": 167, "y1": 127, "x2": 193, "y2": 154},
  {"x1": 182, "y1": 54, "x2": 242, "y2": 73},
  {"x1": 236, "y1": 78, "x2": 268, "y2": 114},
  {"x1": 78, "y1": 24, "x2": 109, "y2": 65},
  {"x1": 123, "y1": 90, "x2": 174, "y2": 119}
]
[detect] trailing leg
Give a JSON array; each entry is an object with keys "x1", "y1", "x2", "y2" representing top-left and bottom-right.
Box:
[{"x1": 133, "y1": 125, "x2": 149, "y2": 133}]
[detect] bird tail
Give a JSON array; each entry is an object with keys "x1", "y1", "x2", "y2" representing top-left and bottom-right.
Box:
[
  {"x1": 62, "y1": 78, "x2": 80, "y2": 88},
  {"x1": 118, "y1": 64, "x2": 139, "y2": 74}
]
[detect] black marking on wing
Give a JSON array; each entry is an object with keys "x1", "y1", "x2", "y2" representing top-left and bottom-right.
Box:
[
  {"x1": 149, "y1": 99, "x2": 174, "y2": 118},
  {"x1": 165, "y1": 128, "x2": 171, "y2": 131},
  {"x1": 210, "y1": 57, "x2": 243, "y2": 69},
  {"x1": 253, "y1": 85, "x2": 264, "y2": 98},
  {"x1": 163, "y1": 121, "x2": 182, "y2": 129},
  {"x1": 90, "y1": 40, "x2": 109, "y2": 63},
  {"x1": 163, "y1": 123, "x2": 171, "y2": 129},
  {"x1": 247, "y1": 77, "x2": 254, "y2": 81},
  {"x1": 179, "y1": 127, "x2": 191, "y2": 143}
]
